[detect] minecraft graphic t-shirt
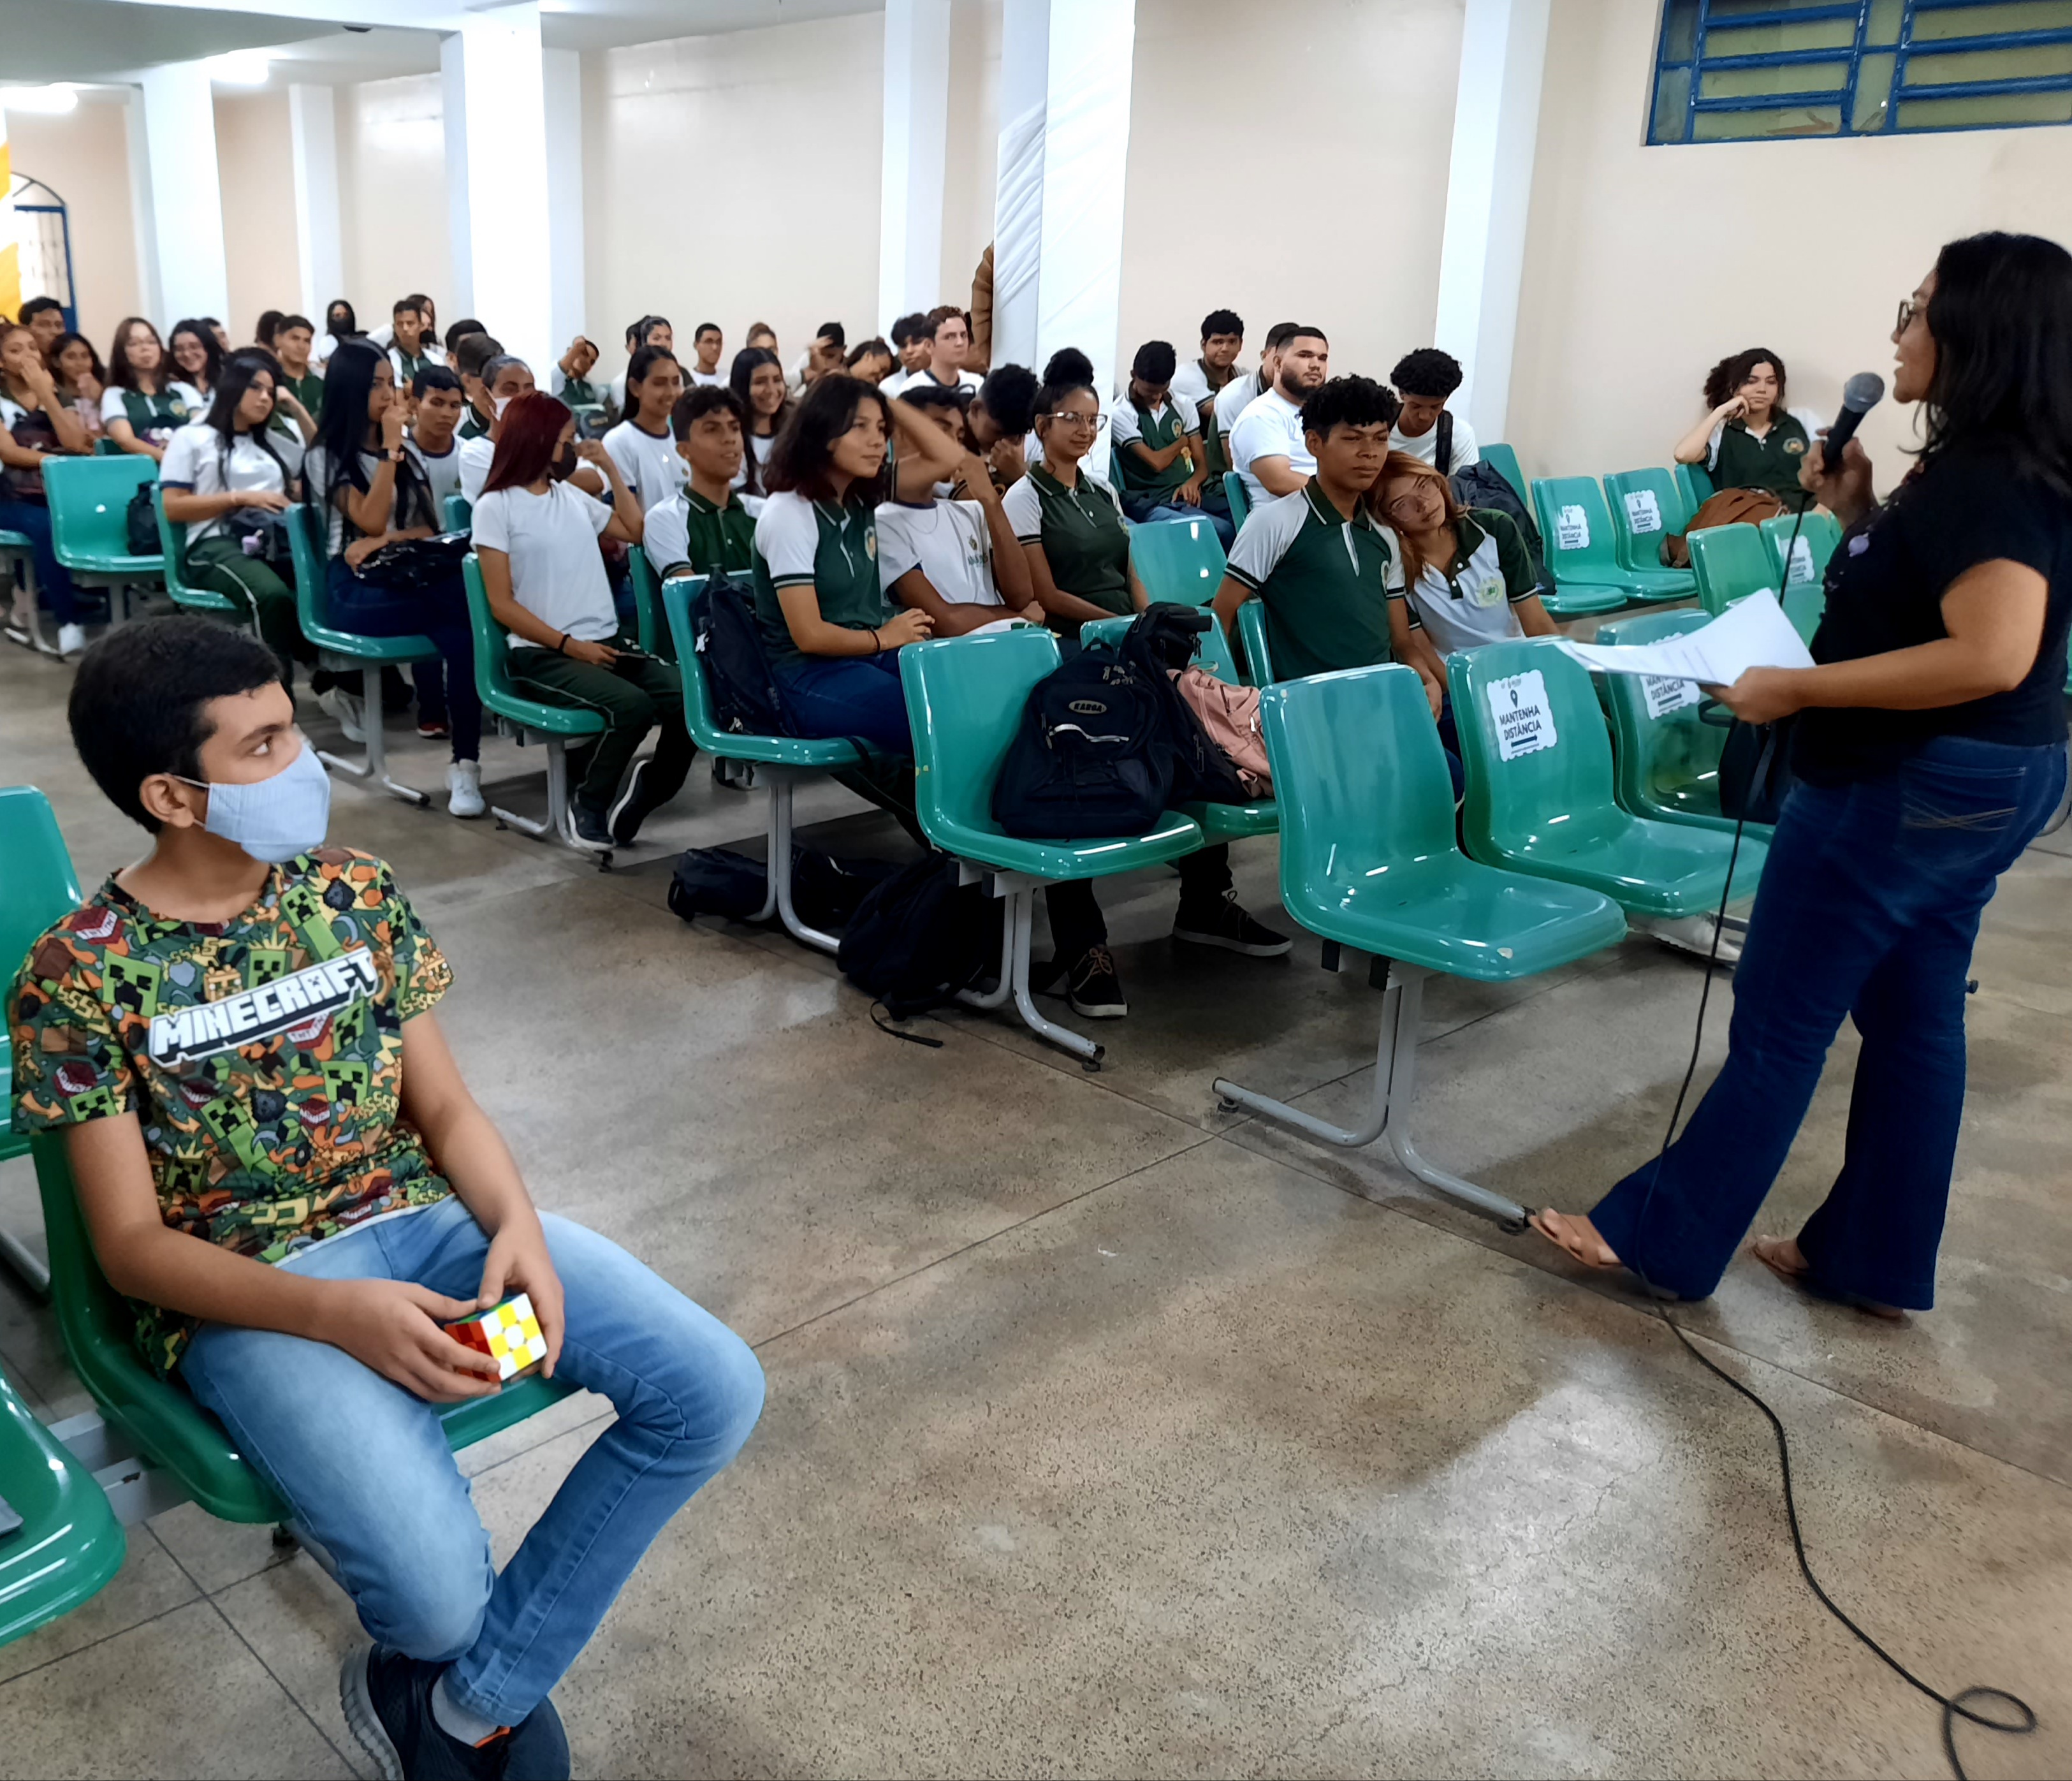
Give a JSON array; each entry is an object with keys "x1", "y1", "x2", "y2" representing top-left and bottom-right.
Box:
[{"x1": 8, "y1": 849, "x2": 455, "y2": 1374}]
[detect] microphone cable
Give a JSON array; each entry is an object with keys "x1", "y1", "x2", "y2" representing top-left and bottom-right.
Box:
[{"x1": 1615, "y1": 499, "x2": 2037, "y2": 1781}]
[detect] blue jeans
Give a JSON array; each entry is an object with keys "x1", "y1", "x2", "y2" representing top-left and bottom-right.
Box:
[
  {"x1": 326, "y1": 557, "x2": 483, "y2": 761},
  {"x1": 182, "y1": 1197, "x2": 764, "y2": 1724},
  {"x1": 1120, "y1": 490, "x2": 1235, "y2": 547},
  {"x1": 0, "y1": 499, "x2": 82, "y2": 624},
  {"x1": 777, "y1": 650, "x2": 913, "y2": 754},
  {"x1": 1589, "y1": 734, "x2": 2068, "y2": 1307}
]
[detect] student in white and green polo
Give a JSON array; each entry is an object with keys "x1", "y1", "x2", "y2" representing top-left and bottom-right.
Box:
[
  {"x1": 1001, "y1": 374, "x2": 1147, "y2": 634},
  {"x1": 1111, "y1": 339, "x2": 1234, "y2": 545},
  {"x1": 102, "y1": 319, "x2": 203, "y2": 464},
  {"x1": 1372, "y1": 452, "x2": 1556, "y2": 663}
]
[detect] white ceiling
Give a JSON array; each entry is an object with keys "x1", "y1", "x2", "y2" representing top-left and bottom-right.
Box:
[{"x1": 0, "y1": 0, "x2": 886, "y2": 91}]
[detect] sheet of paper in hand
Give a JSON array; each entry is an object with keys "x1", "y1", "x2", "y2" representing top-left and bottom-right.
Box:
[{"x1": 1555, "y1": 590, "x2": 1814, "y2": 686}]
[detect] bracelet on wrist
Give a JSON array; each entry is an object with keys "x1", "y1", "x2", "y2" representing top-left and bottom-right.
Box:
[{"x1": 869, "y1": 628, "x2": 881, "y2": 654}]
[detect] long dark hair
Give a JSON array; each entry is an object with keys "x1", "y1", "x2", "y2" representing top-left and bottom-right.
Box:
[
  {"x1": 305, "y1": 340, "x2": 431, "y2": 528},
  {"x1": 1702, "y1": 347, "x2": 1788, "y2": 414},
  {"x1": 763, "y1": 374, "x2": 890, "y2": 505},
  {"x1": 202, "y1": 349, "x2": 291, "y2": 482},
  {"x1": 108, "y1": 317, "x2": 168, "y2": 394},
  {"x1": 1919, "y1": 231, "x2": 2072, "y2": 496},
  {"x1": 729, "y1": 346, "x2": 791, "y2": 494},
  {"x1": 326, "y1": 299, "x2": 360, "y2": 339},
  {"x1": 52, "y1": 331, "x2": 106, "y2": 392},
  {"x1": 168, "y1": 318, "x2": 224, "y2": 395}
]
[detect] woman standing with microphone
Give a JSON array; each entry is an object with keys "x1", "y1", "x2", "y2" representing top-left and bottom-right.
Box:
[{"x1": 1535, "y1": 231, "x2": 2072, "y2": 1316}]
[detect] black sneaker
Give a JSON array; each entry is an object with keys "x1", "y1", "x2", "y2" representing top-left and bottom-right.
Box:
[
  {"x1": 1172, "y1": 890, "x2": 1293, "y2": 956},
  {"x1": 565, "y1": 802, "x2": 614, "y2": 853},
  {"x1": 340, "y1": 1646, "x2": 523, "y2": 1781},
  {"x1": 1033, "y1": 946, "x2": 1128, "y2": 1018},
  {"x1": 504, "y1": 1695, "x2": 571, "y2": 1780},
  {"x1": 607, "y1": 756, "x2": 659, "y2": 846}
]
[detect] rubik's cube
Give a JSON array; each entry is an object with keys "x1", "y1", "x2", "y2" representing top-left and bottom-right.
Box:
[{"x1": 448, "y1": 1294, "x2": 548, "y2": 1381}]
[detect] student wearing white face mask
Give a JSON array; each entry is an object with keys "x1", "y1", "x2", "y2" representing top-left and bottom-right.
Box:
[{"x1": 461, "y1": 359, "x2": 609, "y2": 508}]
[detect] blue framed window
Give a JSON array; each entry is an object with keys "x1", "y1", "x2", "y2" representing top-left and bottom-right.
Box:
[{"x1": 1649, "y1": 0, "x2": 2072, "y2": 143}]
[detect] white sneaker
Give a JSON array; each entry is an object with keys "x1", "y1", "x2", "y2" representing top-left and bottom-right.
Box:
[
  {"x1": 318, "y1": 685, "x2": 365, "y2": 744},
  {"x1": 446, "y1": 759, "x2": 485, "y2": 819},
  {"x1": 1645, "y1": 912, "x2": 1744, "y2": 966},
  {"x1": 56, "y1": 622, "x2": 86, "y2": 659}
]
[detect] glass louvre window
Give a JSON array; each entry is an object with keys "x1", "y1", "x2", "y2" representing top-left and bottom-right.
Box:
[{"x1": 1649, "y1": 0, "x2": 2072, "y2": 143}]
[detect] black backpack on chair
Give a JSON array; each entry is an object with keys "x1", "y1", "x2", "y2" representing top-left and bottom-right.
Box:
[
  {"x1": 1436, "y1": 412, "x2": 1550, "y2": 594},
  {"x1": 991, "y1": 638, "x2": 1171, "y2": 839},
  {"x1": 690, "y1": 568, "x2": 790, "y2": 737}
]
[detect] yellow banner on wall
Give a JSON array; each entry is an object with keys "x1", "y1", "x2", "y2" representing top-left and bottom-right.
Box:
[{"x1": 0, "y1": 118, "x2": 18, "y2": 322}]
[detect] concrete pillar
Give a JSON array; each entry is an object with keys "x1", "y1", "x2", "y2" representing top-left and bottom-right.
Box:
[
  {"x1": 992, "y1": 0, "x2": 1135, "y2": 399},
  {"x1": 543, "y1": 46, "x2": 586, "y2": 359},
  {"x1": 1433, "y1": 0, "x2": 1550, "y2": 444},
  {"x1": 288, "y1": 84, "x2": 344, "y2": 326},
  {"x1": 879, "y1": 0, "x2": 952, "y2": 334},
  {"x1": 131, "y1": 62, "x2": 230, "y2": 326},
  {"x1": 439, "y1": 3, "x2": 555, "y2": 374}
]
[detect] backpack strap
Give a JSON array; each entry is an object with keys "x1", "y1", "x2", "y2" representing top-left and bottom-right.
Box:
[{"x1": 1434, "y1": 409, "x2": 1454, "y2": 478}]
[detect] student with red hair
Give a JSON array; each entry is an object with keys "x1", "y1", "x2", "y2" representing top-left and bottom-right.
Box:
[{"x1": 473, "y1": 392, "x2": 694, "y2": 849}]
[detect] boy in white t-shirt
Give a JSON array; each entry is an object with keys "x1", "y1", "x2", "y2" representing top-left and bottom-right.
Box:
[
  {"x1": 685, "y1": 323, "x2": 725, "y2": 388},
  {"x1": 874, "y1": 385, "x2": 1041, "y2": 636},
  {"x1": 1388, "y1": 348, "x2": 1482, "y2": 472}
]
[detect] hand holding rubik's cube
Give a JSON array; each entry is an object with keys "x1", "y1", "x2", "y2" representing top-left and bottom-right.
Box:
[{"x1": 446, "y1": 1294, "x2": 550, "y2": 1381}]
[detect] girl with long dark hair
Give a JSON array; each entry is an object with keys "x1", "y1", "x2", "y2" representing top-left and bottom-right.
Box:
[
  {"x1": 1537, "y1": 232, "x2": 2072, "y2": 1317},
  {"x1": 1673, "y1": 345, "x2": 1823, "y2": 500},
  {"x1": 474, "y1": 392, "x2": 693, "y2": 850},
  {"x1": 0, "y1": 321, "x2": 91, "y2": 654},
  {"x1": 304, "y1": 340, "x2": 484, "y2": 816},
  {"x1": 101, "y1": 317, "x2": 203, "y2": 462},
  {"x1": 168, "y1": 318, "x2": 224, "y2": 401},
  {"x1": 729, "y1": 346, "x2": 791, "y2": 498},
  {"x1": 51, "y1": 332, "x2": 107, "y2": 444}
]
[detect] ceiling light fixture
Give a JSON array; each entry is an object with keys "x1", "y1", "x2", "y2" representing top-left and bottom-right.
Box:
[
  {"x1": 203, "y1": 50, "x2": 273, "y2": 87},
  {"x1": 0, "y1": 84, "x2": 80, "y2": 115}
]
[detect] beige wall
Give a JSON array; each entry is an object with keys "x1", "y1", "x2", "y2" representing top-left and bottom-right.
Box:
[
  {"x1": 1119, "y1": 0, "x2": 1463, "y2": 386},
  {"x1": 8, "y1": 91, "x2": 142, "y2": 352},
  {"x1": 337, "y1": 73, "x2": 451, "y2": 335},
  {"x1": 1509, "y1": 0, "x2": 2072, "y2": 485},
  {"x1": 940, "y1": 0, "x2": 1001, "y2": 323},
  {"x1": 214, "y1": 91, "x2": 301, "y2": 342},
  {"x1": 582, "y1": 12, "x2": 884, "y2": 381}
]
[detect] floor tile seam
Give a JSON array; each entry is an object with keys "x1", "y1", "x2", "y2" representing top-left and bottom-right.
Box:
[
  {"x1": 196, "y1": 1584, "x2": 367, "y2": 1777},
  {"x1": 0, "y1": 1534, "x2": 201, "y2": 1690}
]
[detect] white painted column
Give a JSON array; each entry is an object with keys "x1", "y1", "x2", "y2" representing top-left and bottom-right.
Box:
[
  {"x1": 992, "y1": 0, "x2": 1135, "y2": 400},
  {"x1": 542, "y1": 47, "x2": 587, "y2": 359},
  {"x1": 878, "y1": 0, "x2": 952, "y2": 334},
  {"x1": 288, "y1": 84, "x2": 343, "y2": 326},
  {"x1": 131, "y1": 62, "x2": 230, "y2": 326},
  {"x1": 1433, "y1": 0, "x2": 1550, "y2": 444},
  {"x1": 439, "y1": 4, "x2": 554, "y2": 374}
]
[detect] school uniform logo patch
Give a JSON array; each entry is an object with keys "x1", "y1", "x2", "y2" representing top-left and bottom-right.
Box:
[{"x1": 1784, "y1": 438, "x2": 1806, "y2": 455}]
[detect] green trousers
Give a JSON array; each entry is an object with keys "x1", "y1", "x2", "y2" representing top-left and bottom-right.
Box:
[
  {"x1": 186, "y1": 534, "x2": 312, "y2": 679},
  {"x1": 507, "y1": 644, "x2": 696, "y2": 814}
]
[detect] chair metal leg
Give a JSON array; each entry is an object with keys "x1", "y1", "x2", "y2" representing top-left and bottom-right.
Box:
[
  {"x1": 1215, "y1": 963, "x2": 1526, "y2": 1228},
  {"x1": 955, "y1": 867, "x2": 1016, "y2": 1011},
  {"x1": 493, "y1": 737, "x2": 613, "y2": 865},
  {"x1": 316, "y1": 664, "x2": 430, "y2": 806},
  {"x1": 4, "y1": 551, "x2": 60, "y2": 657},
  {"x1": 748, "y1": 773, "x2": 782, "y2": 923},
  {"x1": 51, "y1": 1411, "x2": 193, "y2": 1526},
  {"x1": 0, "y1": 1224, "x2": 50, "y2": 1298},
  {"x1": 1003, "y1": 883, "x2": 1104, "y2": 1068},
  {"x1": 768, "y1": 772, "x2": 840, "y2": 955}
]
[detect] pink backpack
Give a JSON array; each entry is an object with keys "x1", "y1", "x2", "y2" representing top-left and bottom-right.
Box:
[{"x1": 1171, "y1": 667, "x2": 1271, "y2": 798}]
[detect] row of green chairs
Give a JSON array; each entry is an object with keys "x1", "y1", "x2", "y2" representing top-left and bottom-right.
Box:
[
  {"x1": 1688, "y1": 510, "x2": 1841, "y2": 620},
  {"x1": 41, "y1": 456, "x2": 164, "y2": 622},
  {"x1": 1531, "y1": 472, "x2": 1695, "y2": 615}
]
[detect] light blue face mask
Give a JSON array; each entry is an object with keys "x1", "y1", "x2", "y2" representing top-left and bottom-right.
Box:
[{"x1": 179, "y1": 741, "x2": 332, "y2": 863}]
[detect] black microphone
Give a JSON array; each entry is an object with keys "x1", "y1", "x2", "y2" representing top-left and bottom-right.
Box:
[{"x1": 1822, "y1": 371, "x2": 1885, "y2": 471}]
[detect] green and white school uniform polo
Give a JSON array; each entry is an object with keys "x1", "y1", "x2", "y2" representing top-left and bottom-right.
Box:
[
  {"x1": 1226, "y1": 483, "x2": 1404, "y2": 681},
  {"x1": 645, "y1": 486, "x2": 756, "y2": 581},
  {"x1": 1385, "y1": 508, "x2": 1538, "y2": 657},
  {"x1": 1111, "y1": 397, "x2": 1192, "y2": 498},
  {"x1": 752, "y1": 490, "x2": 890, "y2": 668},
  {"x1": 99, "y1": 383, "x2": 201, "y2": 444},
  {"x1": 1000, "y1": 464, "x2": 1132, "y2": 618},
  {"x1": 1705, "y1": 409, "x2": 1816, "y2": 499}
]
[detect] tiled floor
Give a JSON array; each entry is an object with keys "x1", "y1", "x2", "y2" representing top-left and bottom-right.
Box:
[{"x1": 1, "y1": 638, "x2": 2067, "y2": 1779}]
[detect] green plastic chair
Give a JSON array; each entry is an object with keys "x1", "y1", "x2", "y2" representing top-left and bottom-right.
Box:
[
  {"x1": 1479, "y1": 443, "x2": 1528, "y2": 506},
  {"x1": 1674, "y1": 461, "x2": 1715, "y2": 515},
  {"x1": 899, "y1": 626, "x2": 1206, "y2": 1066},
  {"x1": 1234, "y1": 598, "x2": 1275, "y2": 688},
  {"x1": 42, "y1": 456, "x2": 163, "y2": 610},
  {"x1": 284, "y1": 502, "x2": 439, "y2": 806},
  {"x1": 1760, "y1": 510, "x2": 1839, "y2": 590},
  {"x1": 93, "y1": 438, "x2": 126, "y2": 457},
  {"x1": 149, "y1": 483, "x2": 242, "y2": 622},
  {"x1": 1593, "y1": 610, "x2": 1762, "y2": 837},
  {"x1": 31, "y1": 1134, "x2": 573, "y2": 1526},
  {"x1": 660, "y1": 576, "x2": 884, "y2": 955},
  {"x1": 627, "y1": 550, "x2": 669, "y2": 660},
  {"x1": 1212, "y1": 663, "x2": 1625, "y2": 1227},
  {"x1": 1533, "y1": 476, "x2": 1684, "y2": 610},
  {"x1": 1601, "y1": 467, "x2": 1696, "y2": 593},
  {"x1": 1, "y1": 1360, "x2": 124, "y2": 1648},
  {"x1": 0, "y1": 785, "x2": 81, "y2": 1296},
  {"x1": 1079, "y1": 615, "x2": 1274, "y2": 843},
  {"x1": 1449, "y1": 638, "x2": 1765, "y2": 916},
  {"x1": 1222, "y1": 471, "x2": 1250, "y2": 529},
  {"x1": 1127, "y1": 518, "x2": 1225, "y2": 606},
  {"x1": 1687, "y1": 522, "x2": 1778, "y2": 617},
  {"x1": 460, "y1": 553, "x2": 611, "y2": 856},
  {"x1": 443, "y1": 494, "x2": 472, "y2": 533}
]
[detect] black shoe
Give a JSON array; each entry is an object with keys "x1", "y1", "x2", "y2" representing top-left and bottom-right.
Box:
[
  {"x1": 608, "y1": 755, "x2": 659, "y2": 846},
  {"x1": 340, "y1": 1646, "x2": 532, "y2": 1781},
  {"x1": 565, "y1": 802, "x2": 614, "y2": 853},
  {"x1": 504, "y1": 1695, "x2": 571, "y2": 1780},
  {"x1": 1172, "y1": 890, "x2": 1292, "y2": 957},
  {"x1": 1033, "y1": 946, "x2": 1128, "y2": 1018}
]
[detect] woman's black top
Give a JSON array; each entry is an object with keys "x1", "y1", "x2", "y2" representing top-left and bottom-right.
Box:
[{"x1": 1794, "y1": 437, "x2": 2072, "y2": 783}]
